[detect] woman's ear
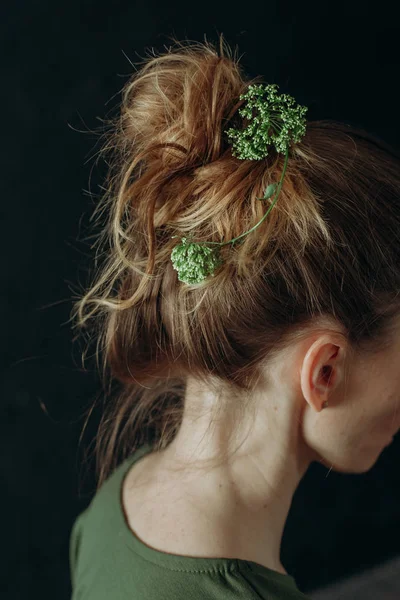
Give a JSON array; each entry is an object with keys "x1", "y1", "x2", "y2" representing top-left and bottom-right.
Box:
[{"x1": 300, "y1": 335, "x2": 345, "y2": 413}]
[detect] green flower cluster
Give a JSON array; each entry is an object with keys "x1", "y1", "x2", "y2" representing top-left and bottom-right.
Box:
[
  {"x1": 225, "y1": 83, "x2": 308, "y2": 160},
  {"x1": 170, "y1": 237, "x2": 224, "y2": 285},
  {"x1": 170, "y1": 83, "x2": 308, "y2": 284}
]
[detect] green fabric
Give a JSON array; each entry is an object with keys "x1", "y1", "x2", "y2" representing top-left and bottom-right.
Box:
[{"x1": 69, "y1": 443, "x2": 311, "y2": 599}]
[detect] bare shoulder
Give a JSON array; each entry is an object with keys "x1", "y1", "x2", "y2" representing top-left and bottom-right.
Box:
[
  {"x1": 121, "y1": 452, "x2": 217, "y2": 556},
  {"x1": 121, "y1": 453, "x2": 289, "y2": 576}
]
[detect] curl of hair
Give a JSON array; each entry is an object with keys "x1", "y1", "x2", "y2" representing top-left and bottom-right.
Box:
[{"x1": 70, "y1": 33, "x2": 400, "y2": 489}]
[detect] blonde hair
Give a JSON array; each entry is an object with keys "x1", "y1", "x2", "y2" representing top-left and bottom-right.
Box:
[{"x1": 70, "y1": 33, "x2": 400, "y2": 489}]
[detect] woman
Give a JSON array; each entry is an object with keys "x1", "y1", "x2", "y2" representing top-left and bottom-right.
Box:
[{"x1": 69, "y1": 33, "x2": 400, "y2": 599}]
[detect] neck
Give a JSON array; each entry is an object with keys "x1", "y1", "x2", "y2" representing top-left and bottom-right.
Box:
[{"x1": 154, "y1": 388, "x2": 315, "y2": 573}]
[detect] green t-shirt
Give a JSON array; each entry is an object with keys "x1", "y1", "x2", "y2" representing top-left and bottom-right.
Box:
[{"x1": 69, "y1": 443, "x2": 311, "y2": 599}]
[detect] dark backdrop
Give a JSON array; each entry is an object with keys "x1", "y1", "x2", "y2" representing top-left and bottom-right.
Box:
[{"x1": 3, "y1": 1, "x2": 400, "y2": 599}]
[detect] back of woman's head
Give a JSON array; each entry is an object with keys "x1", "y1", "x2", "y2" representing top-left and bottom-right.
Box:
[{"x1": 71, "y1": 34, "x2": 400, "y2": 488}]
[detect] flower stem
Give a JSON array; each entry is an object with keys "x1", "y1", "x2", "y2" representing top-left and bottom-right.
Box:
[{"x1": 207, "y1": 147, "x2": 289, "y2": 247}]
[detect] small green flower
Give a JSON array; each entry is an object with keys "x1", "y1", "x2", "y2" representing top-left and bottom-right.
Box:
[
  {"x1": 170, "y1": 237, "x2": 224, "y2": 284},
  {"x1": 225, "y1": 83, "x2": 308, "y2": 160}
]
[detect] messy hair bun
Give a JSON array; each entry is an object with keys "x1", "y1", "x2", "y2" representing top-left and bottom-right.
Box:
[{"x1": 70, "y1": 34, "x2": 400, "y2": 488}]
